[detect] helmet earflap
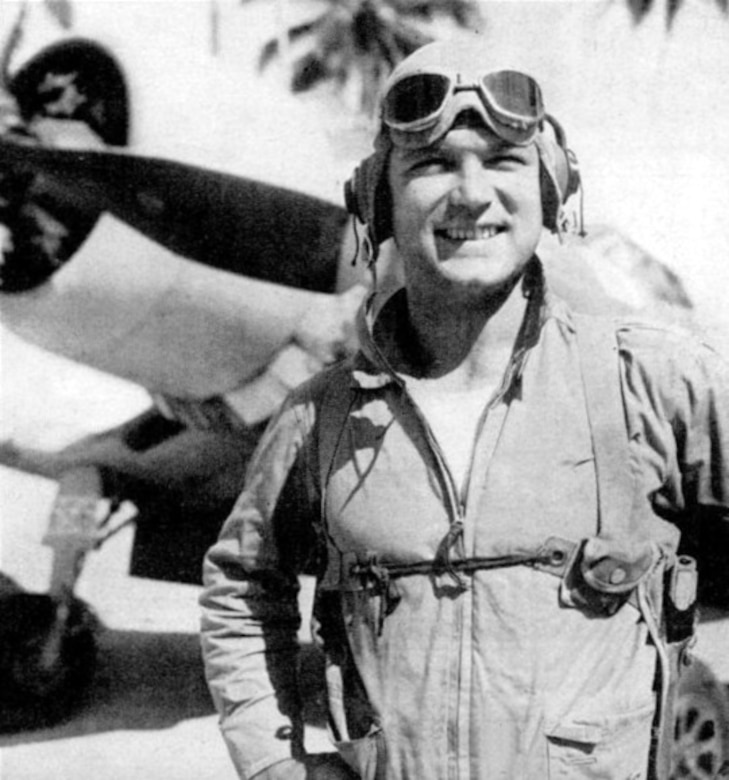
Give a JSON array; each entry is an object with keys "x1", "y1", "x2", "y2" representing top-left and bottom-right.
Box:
[
  {"x1": 344, "y1": 148, "x2": 392, "y2": 255},
  {"x1": 539, "y1": 115, "x2": 581, "y2": 233}
]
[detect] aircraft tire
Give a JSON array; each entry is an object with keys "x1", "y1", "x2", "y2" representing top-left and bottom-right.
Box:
[
  {"x1": 671, "y1": 657, "x2": 729, "y2": 779},
  {"x1": 0, "y1": 592, "x2": 98, "y2": 732}
]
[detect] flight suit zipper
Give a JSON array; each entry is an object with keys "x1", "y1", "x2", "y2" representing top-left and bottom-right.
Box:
[
  {"x1": 400, "y1": 370, "x2": 522, "y2": 779},
  {"x1": 360, "y1": 288, "x2": 539, "y2": 778}
]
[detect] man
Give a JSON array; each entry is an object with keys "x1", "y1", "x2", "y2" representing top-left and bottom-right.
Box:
[{"x1": 200, "y1": 40, "x2": 729, "y2": 779}]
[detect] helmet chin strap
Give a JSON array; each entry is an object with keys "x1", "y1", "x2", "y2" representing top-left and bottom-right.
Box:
[{"x1": 349, "y1": 218, "x2": 380, "y2": 288}]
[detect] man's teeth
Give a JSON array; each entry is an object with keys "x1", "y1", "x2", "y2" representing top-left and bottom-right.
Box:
[{"x1": 441, "y1": 226, "x2": 500, "y2": 240}]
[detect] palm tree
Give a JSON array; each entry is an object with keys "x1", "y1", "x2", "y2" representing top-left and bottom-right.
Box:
[{"x1": 253, "y1": 0, "x2": 481, "y2": 114}]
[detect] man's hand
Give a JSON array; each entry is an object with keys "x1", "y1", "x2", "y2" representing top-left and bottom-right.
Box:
[
  {"x1": 294, "y1": 284, "x2": 368, "y2": 365},
  {"x1": 252, "y1": 753, "x2": 359, "y2": 779}
]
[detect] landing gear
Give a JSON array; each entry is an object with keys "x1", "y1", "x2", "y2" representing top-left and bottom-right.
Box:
[{"x1": 0, "y1": 466, "x2": 136, "y2": 732}]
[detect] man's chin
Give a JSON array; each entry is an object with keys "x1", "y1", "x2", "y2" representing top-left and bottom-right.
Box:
[
  {"x1": 437, "y1": 253, "x2": 509, "y2": 279},
  {"x1": 435, "y1": 259, "x2": 527, "y2": 299}
]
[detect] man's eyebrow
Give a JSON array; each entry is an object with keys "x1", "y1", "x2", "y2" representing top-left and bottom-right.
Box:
[
  {"x1": 398, "y1": 145, "x2": 445, "y2": 163},
  {"x1": 397, "y1": 139, "x2": 528, "y2": 162},
  {"x1": 489, "y1": 139, "x2": 529, "y2": 155}
]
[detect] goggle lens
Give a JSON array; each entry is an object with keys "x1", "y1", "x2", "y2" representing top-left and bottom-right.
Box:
[
  {"x1": 383, "y1": 73, "x2": 451, "y2": 125},
  {"x1": 481, "y1": 71, "x2": 543, "y2": 123}
]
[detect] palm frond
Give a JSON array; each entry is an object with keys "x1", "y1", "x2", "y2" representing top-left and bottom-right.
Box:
[
  {"x1": 448, "y1": 0, "x2": 481, "y2": 27},
  {"x1": 44, "y1": 0, "x2": 74, "y2": 29},
  {"x1": 0, "y1": 4, "x2": 27, "y2": 90},
  {"x1": 627, "y1": 0, "x2": 728, "y2": 25},
  {"x1": 258, "y1": 14, "x2": 327, "y2": 71},
  {"x1": 291, "y1": 52, "x2": 331, "y2": 92},
  {"x1": 374, "y1": 22, "x2": 405, "y2": 68},
  {"x1": 666, "y1": 0, "x2": 684, "y2": 27},
  {"x1": 389, "y1": 0, "x2": 480, "y2": 26},
  {"x1": 389, "y1": 19, "x2": 433, "y2": 55},
  {"x1": 626, "y1": 0, "x2": 655, "y2": 22}
]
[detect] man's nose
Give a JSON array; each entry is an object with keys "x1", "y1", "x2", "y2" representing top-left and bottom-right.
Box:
[{"x1": 450, "y1": 160, "x2": 495, "y2": 209}]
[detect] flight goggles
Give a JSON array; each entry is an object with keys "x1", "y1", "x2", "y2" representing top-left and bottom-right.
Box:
[{"x1": 381, "y1": 69, "x2": 545, "y2": 148}]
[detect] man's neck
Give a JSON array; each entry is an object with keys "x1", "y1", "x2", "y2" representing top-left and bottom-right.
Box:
[{"x1": 395, "y1": 276, "x2": 532, "y2": 391}]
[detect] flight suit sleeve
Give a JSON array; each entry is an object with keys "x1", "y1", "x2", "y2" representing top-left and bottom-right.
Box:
[
  {"x1": 199, "y1": 391, "x2": 321, "y2": 779},
  {"x1": 620, "y1": 322, "x2": 729, "y2": 518},
  {"x1": 671, "y1": 339, "x2": 729, "y2": 513}
]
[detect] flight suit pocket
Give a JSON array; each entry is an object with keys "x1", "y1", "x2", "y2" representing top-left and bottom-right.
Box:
[
  {"x1": 546, "y1": 701, "x2": 655, "y2": 779},
  {"x1": 332, "y1": 726, "x2": 387, "y2": 780}
]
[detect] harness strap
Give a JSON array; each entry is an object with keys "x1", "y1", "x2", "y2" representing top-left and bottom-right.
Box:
[
  {"x1": 572, "y1": 313, "x2": 635, "y2": 537},
  {"x1": 349, "y1": 536, "x2": 576, "y2": 582},
  {"x1": 343, "y1": 538, "x2": 642, "y2": 614},
  {"x1": 317, "y1": 367, "x2": 357, "y2": 524}
]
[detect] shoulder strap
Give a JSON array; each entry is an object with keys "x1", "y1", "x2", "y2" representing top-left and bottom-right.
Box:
[
  {"x1": 572, "y1": 313, "x2": 635, "y2": 538},
  {"x1": 317, "y1": 368, "x2": 356, "y2": 517}
]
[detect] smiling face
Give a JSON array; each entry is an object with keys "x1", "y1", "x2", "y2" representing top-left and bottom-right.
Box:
[{"x1": 388, "y1": 122, "x2": 543, "y2": 304}]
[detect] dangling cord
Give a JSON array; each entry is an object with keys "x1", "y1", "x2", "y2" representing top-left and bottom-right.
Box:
[
  {"x1": 556, "y1": 209, "x2": 567, "y2": 245},
  {"x1": 434, "y1": 520, "x2": 467, "y2": 590},
  {"x1": 363, "y1": 228, "x2": 378, "y2": 291},
  {"x1": 349, "y1": 220, "x2": 379, "y2": 288},
  {"x1": 350, "y1": 219, "x2": 362, "y2": 266},
  {"x1": 578, "y1": 183, "x2": 587, "y2": 237},
  {"x1": 348, "y1": 219, "x2": 381, "y2": 298}
]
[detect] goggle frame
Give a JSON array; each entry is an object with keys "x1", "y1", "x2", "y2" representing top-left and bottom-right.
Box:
[{"x1": 382, "y1": 69, "x2": 546, "y2": 148}]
